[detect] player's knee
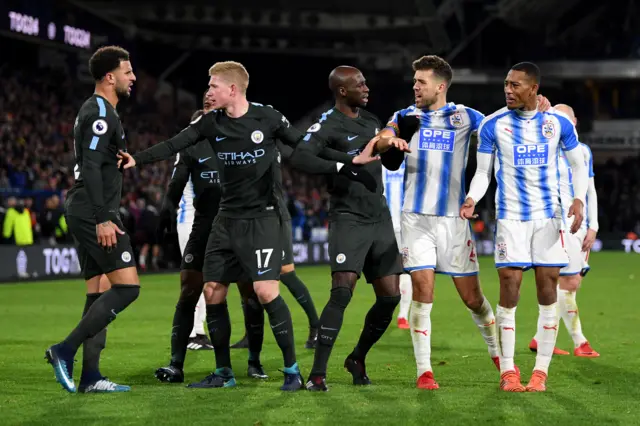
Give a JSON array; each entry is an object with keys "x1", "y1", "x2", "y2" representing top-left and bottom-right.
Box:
[
  {"x1": 331, "y1": 272, "x2": 357, "y2": 290},
  {"x1": 372, "y1": 275, "x2": 400, "y2": 297},
  {"x1": 411, "y1": 269, "x2": 434, "y2": 288},
  {"x1": 498, "y1": 268, "x2": 522, "y2": 288},
  {"x1": 204, "y1": 282, "x2": 228, "y2": 304},
  {"x1": 328, "y1": 286, "x2": 353, "y2": 310},
  {"x1": 559, "y1": 275, "x2": 581, "y2": 292},
  {"x1": 253, "y1": 281, "x2": 280, "y2": 304},
  {"x1": 376, "y1": 294, "x2": 401, "y2": 313},
  {"x1": 463, "y1": 293, "x2": 484, "y2": 311},
  {"x1": 179, "y1": 271, "x2": 204, "y2": 303}
]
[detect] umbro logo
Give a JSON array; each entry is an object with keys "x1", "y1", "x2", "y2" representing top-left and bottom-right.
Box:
[
  {"x1": 216, "y1": 136, "x2": 227, "y2": 141},
  {"x1": 347, "y1": 136, "x2": 358, "y2": 141},
  {"x1": 198, "y1": 157, "x2": 211, "y2": 163}
]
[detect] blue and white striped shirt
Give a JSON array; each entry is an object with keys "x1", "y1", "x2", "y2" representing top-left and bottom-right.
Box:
[
  {"x1": 477, "y1": 107, "x2": 580, "y2": 221},
  {"x1": 385, "y1": 102, "x2": 484, "y2": 216}
]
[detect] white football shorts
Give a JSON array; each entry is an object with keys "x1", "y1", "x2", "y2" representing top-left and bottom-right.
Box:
[
  {"x1": 401, "y1": 212, "x2": 479, "y2": 276},
  {"x1": 494, "y1": 218, "x2": 568, "y2": 269}
]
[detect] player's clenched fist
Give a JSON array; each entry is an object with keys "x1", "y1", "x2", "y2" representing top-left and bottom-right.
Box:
[{"x1": 459, "y1": 197, "x2": 478, "y2": 220}]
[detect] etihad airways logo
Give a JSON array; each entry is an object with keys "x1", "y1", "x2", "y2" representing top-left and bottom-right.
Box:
[{"x1": 217, "y1": 149, "x2": 265, "y2": 165}]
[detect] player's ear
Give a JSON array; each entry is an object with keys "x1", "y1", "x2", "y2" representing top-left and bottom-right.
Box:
[
  {"x1": 531, "y1": 83, "x2": 539, "y2": 96},
  {"x1": 105, "y1": 72, "x2": 116, "y2": 86}
]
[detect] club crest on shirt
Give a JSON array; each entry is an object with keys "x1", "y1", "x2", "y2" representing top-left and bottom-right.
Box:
[
  {"x1": 542, "y1": 120, "x2": 555, "y2": 139},
  {"x1": 251, "y1": 130, "x2": 264, "y2": 144},
  {"x1": 449, "y1": 113, "x2": 463, "y2": 128},
  {"x1": 496, "y1": 242, "x2": 507, "y2": 261}
]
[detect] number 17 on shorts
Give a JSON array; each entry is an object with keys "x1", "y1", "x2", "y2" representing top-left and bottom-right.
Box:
[{"x1": 252, "y1": 247, "x2": 280, "y2": 281}]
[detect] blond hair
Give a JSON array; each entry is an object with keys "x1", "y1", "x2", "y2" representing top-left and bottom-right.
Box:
[{"x1": 208, "y1": 61, "x2": 249, "y2": 94}]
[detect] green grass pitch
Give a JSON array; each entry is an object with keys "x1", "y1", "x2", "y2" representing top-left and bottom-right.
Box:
[{"x1": 0, "y1": 252, "x2": 638, "y2": 425}]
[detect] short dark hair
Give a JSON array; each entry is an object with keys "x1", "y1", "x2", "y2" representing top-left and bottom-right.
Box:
[
  {"x1": 412, "y1": 55, "x2": 453, "y2": 86},
  {"x1": 191, "y1": 109, "x2": 204, "y2": 122},
  {"x1": 510, "y1": 62, "x2": 541, "y2": 85},
  {"x1": 89, "y1": 45, "x2": 130, "y2": 81}
]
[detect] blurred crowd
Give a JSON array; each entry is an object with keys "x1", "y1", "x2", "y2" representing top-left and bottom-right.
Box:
[{"x1": 1, "y1": 64, "x2": 639, "y2": 266}]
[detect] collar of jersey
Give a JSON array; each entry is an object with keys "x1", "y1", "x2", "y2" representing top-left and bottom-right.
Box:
[
  {"x1": 511, "y1": 108, "x2": 540, "y2": 121},
  {"x1": 417, "y1": 102, "x2": 456, "y2": 115}
]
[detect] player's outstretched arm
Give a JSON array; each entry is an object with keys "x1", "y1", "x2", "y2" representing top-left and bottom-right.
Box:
[
  {"x1": 461, "y1": 151, "x2": 494, "y2": 219},
  {"x1": 287, "y1": 132, "x2": 376, "y2": 191},
  {"x1": 373, "y1": 129, "x2": 410, "y2": 171},
  {"x1": 119, "y1": 116, "x2": 208, "y2": 168},
  {"x1": 277, "y1": 139, "x2": 357, "y2": 165}
]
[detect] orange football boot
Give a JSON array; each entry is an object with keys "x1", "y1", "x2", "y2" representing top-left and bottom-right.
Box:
[
  {"x1": 574, "y1": 341, "x2": 600, "y2": 358},
  {"x1": 417, "y1": 371, "x2": 439, "y2": 390},
  {"x1": 525, "y1": 370, "x2": 547, "y2": 392},
  {"x1": 529, "y1": 338, "x2": 569, "y2": 355},
  {"x1": 397, "y1": 318, "x2": 410, "y2": 329},
  {"x1": 500, "y1": 370, "x2": 526, "y2": 392}
]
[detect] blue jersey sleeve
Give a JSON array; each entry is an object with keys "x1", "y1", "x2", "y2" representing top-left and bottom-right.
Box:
[
  {"x1": 384, "y1": 107, "x2": 415, "y2": 136},
  {"x1": 477, "y1": 118, "x2": 496, "y2": 154},
  {"x1": 584, "y1": 144, "x2": 595, "y2": 177},
  {"x1": 557, "y1": 114, "x2": 579, "y2": 151},
  {"x1": 465, "y1": 107, "x2": 485, "y2": 133},
  {"x1": 384, "y1": 110, "x2": 402, "y2": 136}
]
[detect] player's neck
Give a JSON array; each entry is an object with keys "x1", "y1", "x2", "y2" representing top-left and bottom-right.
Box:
[
  {"x1": 224, "y1": 98, "x2": 250, "y2": 118},
  {"x1": 521, "y1": 98, "x2": 537, "y2": 112},
  {"x1": 334, "y1": 102, "x2": 360, "y2": 119},
  {"x1": 94, "y1": 86, "x2": 118, "y2": 108},
  {"x1": 427, "y1": 98, "x2": 447, "y2": 111}
]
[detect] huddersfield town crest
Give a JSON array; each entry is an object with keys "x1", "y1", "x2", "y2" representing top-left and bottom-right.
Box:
[
  {"x1": 450, "y1": 113, "x2": 463, "y2": 128},
  {"x1": 542, "y1": 120, "x2": 555, "y2": 139},
  {"x1": 496, "y1": 242, "x2": 507, "y2": 260}
]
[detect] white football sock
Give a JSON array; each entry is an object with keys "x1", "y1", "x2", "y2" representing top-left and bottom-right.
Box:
[
  {"x1": 398, "y1": 274, "x2": 412, "y2": 319},
  {"x1": 558, "y1": 288, "x2": 587, "y2": 347},
  {"x1": 496, "y1": 305, "x2": 517, "y2": 374},
  {"x1": 191, "y1": 293, "x2": 207, "y2": 337},
  {"x1": 410, "y1": 301, "x2": 432, "y2": 377},
  {"x1": 469, "y1": 297, "x2": 499, "y2": 358},
  {"x1": 534, "y1": 303, "x2": 559, "y2": 374}
]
